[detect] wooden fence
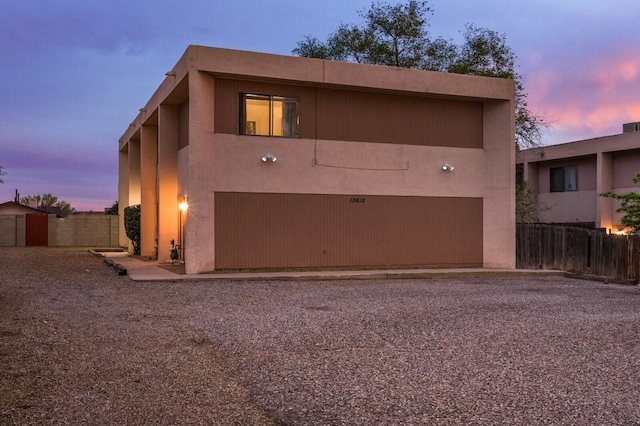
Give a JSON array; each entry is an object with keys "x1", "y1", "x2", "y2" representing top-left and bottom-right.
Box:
[{"x1": 516, "y1": 224, "x2": 640, "y2": 284}]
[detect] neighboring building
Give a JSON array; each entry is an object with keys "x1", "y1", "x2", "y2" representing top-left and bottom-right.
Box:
[
  {"x1": 0, "y1": 201, "x2": 43, "y2": 215},
  {"x1": 0, "y1": 201, "x2": 48, "y2": 247},
  {"x1": 517, "y1": 122, "x2": 640, "y2": 233},
  {"x1": 118, "y1": 45, "x2": 515, "y2": 274}
]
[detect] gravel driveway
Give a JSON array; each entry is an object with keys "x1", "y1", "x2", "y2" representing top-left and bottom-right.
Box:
[{"x1": 1, "y1": 247, "x2": 639, "y2": 425}]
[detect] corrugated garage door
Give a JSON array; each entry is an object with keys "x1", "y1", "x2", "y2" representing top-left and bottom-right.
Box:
[{"x1": 215, "y1": 192, "x2": 483, "y2": 270}]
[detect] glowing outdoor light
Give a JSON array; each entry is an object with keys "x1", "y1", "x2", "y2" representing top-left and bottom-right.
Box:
[{"x1": 178, "y1": 200, "x2": 188, "y2": 212}]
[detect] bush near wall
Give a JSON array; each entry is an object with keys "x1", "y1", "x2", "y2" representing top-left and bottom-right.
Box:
[{"x1": 124, "y1": 205, "x2": 140, "y2": 255}]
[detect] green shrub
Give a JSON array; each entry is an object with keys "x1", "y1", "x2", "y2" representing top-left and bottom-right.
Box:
[{"x1": 124, "y1": 204, "x2": 141, "y2": 255}]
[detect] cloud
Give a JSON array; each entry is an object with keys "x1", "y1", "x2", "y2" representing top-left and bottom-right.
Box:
[
  {"x1": 523, "y1": 40, "x2": 640, "y2": 143},
  {"x1": 1, "y1": 132, "x2": 115, "y2": 179},
  {"x1": 0, "y1": 0, "x2": 200, "y2": 58}
]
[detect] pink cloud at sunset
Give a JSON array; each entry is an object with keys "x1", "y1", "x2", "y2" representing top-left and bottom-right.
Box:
[{"x1": 525, "y1": 43, "x2": 640, "y2": 144}]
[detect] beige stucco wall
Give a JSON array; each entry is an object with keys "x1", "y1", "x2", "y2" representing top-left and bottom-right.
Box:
[
  {"x1": 212, "y1": 135, "x2": 484, "y2": 196},
  {"x1": 612, "y1": 150, "x2": 640, "y2": 188},
  {"x1": 140, "y1": 125, "x2": 158, "y2": 257},
  {"x1": 183, "y1": 70, "x2": 216, "y2": 274},
  {"x1": 119, "y1": 46, "x2": 516, "y2": 272},
  {"x1": 483, "y1": 100, "x2": 516, "y2": 268},
  {"x1": 537, "y1": 191, "x2": 598, "y2": 223}
]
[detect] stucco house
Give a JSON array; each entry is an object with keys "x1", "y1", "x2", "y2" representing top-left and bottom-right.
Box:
[
  {"x1": 118, "y1": 45, "x2": 515, "y2": 274},
  {"x1": 517, "y1": 122, "x2": 640, "y2": 233},
  {"x1": 0, "y1": 201, "x2": 43, "y2": 215}
]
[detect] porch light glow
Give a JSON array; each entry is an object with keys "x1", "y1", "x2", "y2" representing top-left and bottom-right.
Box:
[{"x1": 178, "y1": 200, "x2": 188, "y2": 212}]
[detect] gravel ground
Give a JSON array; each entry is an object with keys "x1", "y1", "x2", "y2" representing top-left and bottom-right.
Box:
[{"x1": 1, "y1": 247, "x2": 639, "y2": 425}]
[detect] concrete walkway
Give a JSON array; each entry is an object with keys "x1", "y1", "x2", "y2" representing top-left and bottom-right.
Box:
[{"x1": 96, "y1": 251, "x2": 563, "y2": 282}]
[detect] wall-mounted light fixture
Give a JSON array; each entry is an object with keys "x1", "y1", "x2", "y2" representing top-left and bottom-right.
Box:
[
  {"x1": 442, "y1": 163, "x2": 455, "y2": 172},
  {"x1": 261, "y1": 154, "x2": 277, "y2": 162},
  {"x1": 165, "y1": 71, "x2": 176, "y2": 76},
  {"x1": 178, "y1": 198, "x2": 188, "y2": 212},
  {"x1": 139, "y1": 108, "x2": 147, "y2": 113}
]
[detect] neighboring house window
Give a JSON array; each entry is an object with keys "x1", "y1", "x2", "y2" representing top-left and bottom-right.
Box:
[
  {"x1": 550, "y1": 166, "x2": 577, "y2": 192},
  {"x1": 240, "y1": 93, "x2": 299, "y2": 137}
]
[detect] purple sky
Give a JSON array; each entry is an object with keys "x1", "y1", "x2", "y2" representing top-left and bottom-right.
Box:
[{"x1": 1, "y1": 0, "x2": 638, "y2": 211}]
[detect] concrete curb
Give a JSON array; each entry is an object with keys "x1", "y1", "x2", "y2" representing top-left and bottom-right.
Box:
[
  {"x1": 88, "y1": 249, "x2": 639, "y2": 286},
  {"x1": 89, "y1": 250, "x2": 566, "y2": 282}
]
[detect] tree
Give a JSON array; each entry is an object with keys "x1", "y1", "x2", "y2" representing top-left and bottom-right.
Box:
[
  {"x1": 20, "y1": 193, "x2": 75, "y2": 217},
  {"x1": 105, "y1": 201, "x2": 119, "y2": 215},
  {"x1": 293, "y1": 0, "x2": 432, "y2": 67},
  {"x1": 39, "y1": 193, "x2": 58, "y2": 208},
  {"x1": 516, "y1": 177, "x2": 538, "y2": 224},
  {"x1": 600, "y1": 173, "x2": 640, "y2": 234},
  {"x1": 0, "y1": 165, "x2": 5, "y2": 184},
  {"x1": 292, "y1": 0, "x2": 549, "y2": 148},
  {"x1": 21, "y1": 194, "x2": 43, "y2": 207},
  {"x1": 448, "y1": 24, "x2": 548, "y2": 148},
  {"x1": 54, "y1": 200, "x2": 74, "y2": 217}
]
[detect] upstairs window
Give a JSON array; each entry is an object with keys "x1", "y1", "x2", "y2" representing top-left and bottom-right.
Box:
[
  {"x1": 240, "y1": 93, "x2": 299, "y2": 137},
  {"x1": 550, "y1": 166, "x2": 577, "y2": 192}
]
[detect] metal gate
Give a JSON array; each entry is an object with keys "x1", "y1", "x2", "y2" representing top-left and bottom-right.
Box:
[{"x1": 26, "y1": 214, "x2": 48, "y2": 246}]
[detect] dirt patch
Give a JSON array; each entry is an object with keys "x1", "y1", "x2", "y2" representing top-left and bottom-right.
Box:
[{"x1": 0, "y1": 248, "x2": 278, "y2": 425}]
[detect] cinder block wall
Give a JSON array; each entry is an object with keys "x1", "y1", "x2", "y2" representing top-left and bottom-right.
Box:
[
  {"x1": 109, "y1": 215, "x2": 119, "y2": 246},
  {"x1": 0, "y1": 215, "x2": 18, "y2": 246},
  {"x1": 0, "y1": 214, "x2": 119, "y2": 247},
  {"x1": 50, "y1": 215, "x2": 120, "y2": 247}
]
